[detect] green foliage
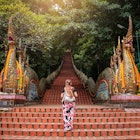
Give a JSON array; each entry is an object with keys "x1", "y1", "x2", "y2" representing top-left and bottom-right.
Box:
[
  {"x1": 0, "y1": 0, "x2": 64, "y2": 78},
  {"x1": 0, "y1": 0, "x2": 140, "y2": 80}
]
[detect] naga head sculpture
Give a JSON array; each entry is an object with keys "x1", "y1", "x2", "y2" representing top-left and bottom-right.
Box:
[{"x1": 8, "y1": 16, "x2": 16, "y2": 45}]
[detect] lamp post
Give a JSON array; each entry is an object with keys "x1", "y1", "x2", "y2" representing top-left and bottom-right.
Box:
[{"x1": 117, "y1": 24, "x2": 140, "y2": 64}]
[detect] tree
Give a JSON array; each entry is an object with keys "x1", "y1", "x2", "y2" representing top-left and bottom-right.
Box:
[{"x1": 0, "y1": 0, "x2": 139, "y2": 80}]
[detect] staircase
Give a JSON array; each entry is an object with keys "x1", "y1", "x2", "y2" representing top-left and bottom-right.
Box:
[
  {"x1": 41, "y1": 52, "x2": 93, "y2": 105},
  {"x1": 0, "y1": 52, "x2": 140, "y2": 139}
]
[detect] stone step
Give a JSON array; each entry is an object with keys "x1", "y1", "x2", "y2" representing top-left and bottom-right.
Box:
[
  {"x1": 41, "y1": 101, "x2": 92, "y2": 105},
  {"x1": 11, "y1": 107, "x2": 124, "y2": 112},
  {"x1": 1, "y1": 128, "x2": 140, "y2": 137},
  {"x1": 1, "y1": 116, "x2": 140, "y2": 123},
  {"x1": 1, "y1": 122, "x2": 140, "y2": 129},
  {"x1": 1, "y1": 135, "x2": 140, "y2": 140},
  {"x1": 1, "y1": 111, "x2": 139, "y2": 117}
]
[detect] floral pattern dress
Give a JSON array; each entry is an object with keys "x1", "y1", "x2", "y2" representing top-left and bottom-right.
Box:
[
  {"x1": 62, "y1": 87, "x2": 76, "y2": 131},
  {"x1": 62, "y1": 101, "x2": 75, "y2": 131}
]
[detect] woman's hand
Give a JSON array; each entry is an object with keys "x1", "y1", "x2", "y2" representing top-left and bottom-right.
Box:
[
  {"x1": 74, "y1": 91, "x2": 78, "y2": 97},
  {"x1": 61, "y1": 93, "x2": 64, "y2": 98}
]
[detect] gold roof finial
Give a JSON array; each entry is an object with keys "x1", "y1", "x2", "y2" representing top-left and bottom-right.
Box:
[
  {"x1": 110, "y1": 56, "x2": 114, "y2": 69},
  {"x1": 116, "y1": 36, "x2": 121, "y2": 56},
  {"x1": 126, "y1": 16, "x2": 133, "y2": 43},
  {"x1": 117, "y1": 36, "x2": 121, "y2": 50},
  {"x1": 113, "y1": 46, "x2": 116, "y2": 56}
]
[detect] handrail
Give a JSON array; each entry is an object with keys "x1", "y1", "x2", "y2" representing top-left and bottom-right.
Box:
[{"x1": 71, "y1": 54, "x2": 96, "y2": 97}]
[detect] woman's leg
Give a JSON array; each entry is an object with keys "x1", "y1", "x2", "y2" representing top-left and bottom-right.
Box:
[
  {"x1": 69, "y1": 102, "x2": 75, "y2": 129},
  {"x1": 62, "y1": 102, "x2": 75, "y2": 131},
  {"x1": 62, "y1": 101, "x2": 69, "y2": 130}
]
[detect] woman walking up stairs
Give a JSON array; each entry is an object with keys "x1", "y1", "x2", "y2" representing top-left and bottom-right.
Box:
[{"x1": 0, "y1": 52, "x2": 140, "y2": 139}]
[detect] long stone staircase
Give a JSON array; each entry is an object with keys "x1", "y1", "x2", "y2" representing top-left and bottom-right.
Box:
[
  {"x1": 0, "y1": 52, "x2": 140, "y2": 139},
  {"x1": 41, "y1": 52, "x2": 93, "y2": 105}
]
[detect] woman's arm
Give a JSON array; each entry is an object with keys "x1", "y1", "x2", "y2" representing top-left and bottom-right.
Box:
[
  {"x1": 74, "y1": 91, "x2": 78, "y2": 97},
  {"x1": 71, "y1": 86, "x2": 78, "y2": 97},
  {"x1": 73, "y1": 88, "x2": 78, "y2": 97},
  {"x1": 61, "y1": 92, "x2": 64, "y2": 98},
  {"x1": 61, "y1": 88, "x2": 64, "y2": 98}
]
